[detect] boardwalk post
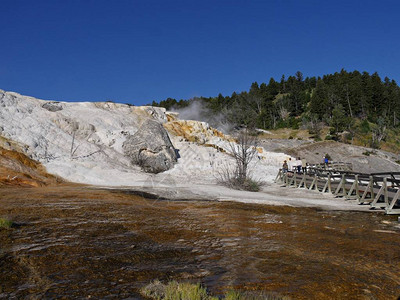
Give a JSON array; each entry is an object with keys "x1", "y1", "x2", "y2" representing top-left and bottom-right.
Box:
[
  {"x1": 346, "y1": 175, "x2": 359, "y2": 200},
  {"x1": 289, "y1": 173, "x2": 296, "y2": 187},
  {"x1": 314, "y1": 175, "x2": 319, "y2": 191},
  {"x1": 360, "y1": 178, "x2": 370, "y2": 204},
  {"x1": 346, "y1": 176, "x2": 356, "y2": 199},
  {"x1": 322, "y1": 176, "x2": 328, "y2": 193},
  {"x1": 370, "y1": 176, "x2": 375, "y2": 200},
  {"x1": 303, "y1": 173, "x2": 307, "y2": 189},
  {"x1": 360, "y1": 176, "x2": 374, "y2": 204},
  {"x1": 322, "y1": 174, "x2": 332, "y2": 193},
  {"x1": 335, "y1": 174, "x2": 346, "y2": 197},
  {"x1": 274, "y1": 169, "x2": 282, "y2": 183},
  {"x1": 386, "y1": 189, "x2": 400, "y2": 214},
  {"x1": 309, "y1": 174, "x2": 317, "y2": 190},
  {"x1": 328, "y1": 174, "x2": 331, "y2": 193},
  {"x1": 288, "y1": 174, "x2": 293, "y2": 186},
  {"x1": 371, "y1": 177, "x2": 387, "y2": 209},
  {"x1": 355, "y1": 175, "x2": 360, "y2": 200},
  {"x1": 298, "y1": 173, "x2": 305, "y2": 188},
  {"x1": 384, "y1": 177, "x2": 389, "y2": 206},
  {"x1": 274, "y1": 165, "x2": 400, "y2": 215}
]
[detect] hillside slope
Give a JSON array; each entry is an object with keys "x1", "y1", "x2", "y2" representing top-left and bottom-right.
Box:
[
  {"x1": 0, "y1": 137, "x2": 60, "y2": 187},
  {"x1": 261, "y1": 139, "x2": 400, "y2": 173}
]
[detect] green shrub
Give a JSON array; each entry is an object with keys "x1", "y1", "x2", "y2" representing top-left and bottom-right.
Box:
[
  {"x1": 164, "y1": 281, "x2": 212, "y2": 300},
  {"x1": 314, "y1": 136, "x2": 322, "y2": 141},
  {"x1": 370, "y1": 140, "x2": 380, "y2": 149},
  {"x1": 141, "y1": 280, "x2": 291, "y2": 300},
  {"x1": 359, "y1": 119, "x2": 370, "y2": 134},
  {"x1": 224, "y1": 290, "x2": 242, "y2": 300},
  {"x1": 362, "y1": 150, "x2": 376, "y2": 156},
  {"x1": 141, "y1": 280, "x2": 216, "y2": 300},
  {"x1": 0, "y1": 218, "x2": 13, "y2": 229},
  {"x1": 290, "y1": 118, "x2": 300, "y2": 130},
  {"x1": 343, "y1": 132, "x2": 352, "y2": 143}
]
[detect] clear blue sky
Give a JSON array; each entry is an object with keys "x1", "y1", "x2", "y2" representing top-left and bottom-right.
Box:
[{"x1": 1, "y1": 0, "x2": 399, "y2": 105}]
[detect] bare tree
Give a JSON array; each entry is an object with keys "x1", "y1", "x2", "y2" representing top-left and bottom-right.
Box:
[
  {"x1": 278, "y1": 107, "x2": 290, "y2": 121},
  {"x1": 303, "y1": 114, "x2": 323, "y2": 139},
  {"x1": 218, "y1": 128, "x2": 261, "y2": 191},
  {"x1": 248, "y1": 95, "x2": 264, "y2": 116},
  {"x1": 230, "y1": 129, "x2": 258, "y2": 182}
]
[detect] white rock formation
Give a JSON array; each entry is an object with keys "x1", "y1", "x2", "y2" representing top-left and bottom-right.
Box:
[
  {"x1": 1, "y1": 89, "x2": 375, "y2": 211},
  {"x1": 123, "y1": 119, "x2": 177, "y2": 173},
  {"x1": 0, "y1": 89, "x2": 290, "y2": 187}
]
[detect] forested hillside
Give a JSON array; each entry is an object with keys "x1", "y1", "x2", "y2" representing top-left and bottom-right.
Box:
[{"x1": 152, "y1": 70, "x2": 400, "y2": 150}]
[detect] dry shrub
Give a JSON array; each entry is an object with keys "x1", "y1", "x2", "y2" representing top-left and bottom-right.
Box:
[{"x1": 217, "y1": 129, "x2": 262, "y2": 192}]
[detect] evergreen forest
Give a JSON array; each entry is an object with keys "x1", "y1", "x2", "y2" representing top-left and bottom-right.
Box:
[{"x1": 151, "y1": 69, "x2": 400, "y2": 150}]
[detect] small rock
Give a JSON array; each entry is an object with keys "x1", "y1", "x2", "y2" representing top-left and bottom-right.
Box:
[{"x1": 42, "y1": 102, "x2": 63, "y2": 112}]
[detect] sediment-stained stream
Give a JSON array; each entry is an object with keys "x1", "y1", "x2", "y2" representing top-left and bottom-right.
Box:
[{"x1": 1, "y1": 186, "x2": 400, "y2": 299}]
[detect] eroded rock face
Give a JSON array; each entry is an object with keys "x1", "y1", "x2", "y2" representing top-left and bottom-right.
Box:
[
  {"x1": 42, "y1": 102, "x2": 63, "y2": 112},
  {"x1": 123, "y1": 119, "x2": 177, "y2": 173}
]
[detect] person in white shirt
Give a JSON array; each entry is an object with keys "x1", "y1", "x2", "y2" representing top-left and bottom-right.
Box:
[
  {"x1": 296, "y1": 157, "x2": 302, "y2": 173},
  {"x1": 288, "y1": 157, "x2": 293, "y2": 172}
]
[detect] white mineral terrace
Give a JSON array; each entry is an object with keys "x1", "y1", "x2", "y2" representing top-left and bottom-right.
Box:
[{"x1": 0, "y1": 89, "x2": 372, "y2": 211}]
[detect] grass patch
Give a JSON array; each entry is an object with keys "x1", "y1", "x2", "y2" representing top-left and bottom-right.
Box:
[
  {"x1": 0, "y1": 217, "x2": 13, "y2": 229},
  {"x1": 141, "y1": 280, "x2": 290, "y2": 300},
  {"x1": 141, "y1": 280, "x2": 213, "y2": 300}
]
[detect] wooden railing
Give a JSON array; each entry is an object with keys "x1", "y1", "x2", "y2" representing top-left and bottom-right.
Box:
[
  {"x1": 274, "y1": 166, "x2": 400, "y2": 214},
  {"x1": 308, "y1": 162, "x2": 353, "y2": 172}
]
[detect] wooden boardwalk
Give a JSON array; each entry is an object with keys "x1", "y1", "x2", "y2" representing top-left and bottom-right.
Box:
[{"x1": 275, "y1": 164, "x2": 400, "y2": 214}]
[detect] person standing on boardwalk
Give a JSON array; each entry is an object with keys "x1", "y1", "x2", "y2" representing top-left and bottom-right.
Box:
[
  {"x1": 288, "y1": 157, "x2": 293, "y2": 172},
  {"x1": 296, "y1": 157, "x2": 302, "y2": 173},
  {"x1": 324, "y1": 156, "x2": 329, "y2": 168},
  {"x1": 302, "y1": 158, "x2": 307, "y2": 174},
  {"x1": 282, "y1": 160, "x2": 288, "y2": 173}
]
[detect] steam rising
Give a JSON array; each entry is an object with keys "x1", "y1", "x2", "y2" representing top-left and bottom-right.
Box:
[{"x1": 171, "y1": 100, "x2": 233, "y2": 133}]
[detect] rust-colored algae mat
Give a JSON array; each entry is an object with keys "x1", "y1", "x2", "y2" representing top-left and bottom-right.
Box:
[{"x1": 1, "y1": 186, "x2": 400, "y2": 299}]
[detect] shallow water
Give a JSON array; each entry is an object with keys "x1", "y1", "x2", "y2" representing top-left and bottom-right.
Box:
[{"x1": 1, "y1": 186, "x2": 400, "y2": 299}]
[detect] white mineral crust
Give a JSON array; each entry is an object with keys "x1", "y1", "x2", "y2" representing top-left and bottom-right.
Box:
[{"x1": 0, "y1": 89, "x2": 368, "y2": 211}]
